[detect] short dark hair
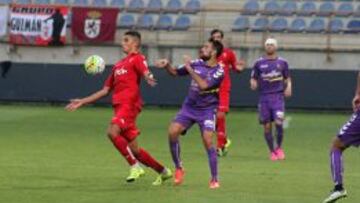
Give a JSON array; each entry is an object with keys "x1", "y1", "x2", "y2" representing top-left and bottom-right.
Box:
[
  {"x1": 208, "y1": 38, "x2": 224, "y2": 58},
  {"x1": 210, "y1": 29, "x2": 224, "y2": 39},
  {"x1": 124, "y1": 30, "x2": 141, "y2": 41}
]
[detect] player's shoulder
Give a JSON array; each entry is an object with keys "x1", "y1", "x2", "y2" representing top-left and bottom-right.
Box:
[
  {"x1": 277, "y1": 56, "x2": 288, "y2": 63},
  {"x1": 190, "y1": 59, "x2": 205, "y2": 66},
  {"x1": 131, "y1": 53, "x2": 146, "y2": 61},
  {"x1": 254, "y1": 56, "x2": 266, "y2": 65}
]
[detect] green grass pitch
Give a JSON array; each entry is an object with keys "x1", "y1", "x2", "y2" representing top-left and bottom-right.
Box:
[{"x1": 0, "y1": 105, "x2": 359, "y2": 203}]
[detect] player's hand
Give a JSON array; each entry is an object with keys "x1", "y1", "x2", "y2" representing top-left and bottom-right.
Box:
[
  {"x1": 145, "y1": 74, "x2": 157, "y2": 87},
  {"x1": 285, "y1": 87, "x2": 292, "y2": 98},
  {"x1": 352, "y1": 94, "x2": 360, "y2": 112},
  {"x1": 250, "y1": 79, "x2": 258, "y2": 90},
  {"x1": 235, "y1": 60, "x2": 246, "y2": 72},
  {"x1": 154, "y1": 59, "x2": 169, "y2": 69},
  {"x1": 183, "y1": 55, "x2": 192, "y2": 65},
  {"x1": 65, "y1": 99, "x2": 84, "y2": 111}
]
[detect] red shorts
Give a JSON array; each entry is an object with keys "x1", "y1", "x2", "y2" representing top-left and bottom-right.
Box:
[
  {"x1": 218, "y1": 89, "x2": 230, "y2": 113},
  {"x1": 111, "y1": 104, "x2": 141, "y2": 142}
]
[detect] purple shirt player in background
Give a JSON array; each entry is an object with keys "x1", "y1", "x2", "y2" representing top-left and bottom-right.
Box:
[
  {"x1": 322, "y1": 73, "x2": 360, "y2": 202},
  {"x1": 250, "y1": 38, "x2": 292, "y2": 161},
  {"x1": 154, "y1": 39, "x2": 224, "y2": 189}
]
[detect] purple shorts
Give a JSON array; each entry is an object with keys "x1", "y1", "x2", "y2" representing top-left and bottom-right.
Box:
[
  {"x1": 173, "y1": 105, "x2": 216, "y2": 134},
  {"x1": 258, "y1": 93, "x2": 285, "y2": 124},
  {"x1": 338, "y1": 110, "x2": 360, "y2": 147}
]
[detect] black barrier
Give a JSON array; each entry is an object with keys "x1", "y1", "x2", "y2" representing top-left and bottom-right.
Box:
[{"x1": 0, "y1": 63, "x2": 356, "y2": 110}]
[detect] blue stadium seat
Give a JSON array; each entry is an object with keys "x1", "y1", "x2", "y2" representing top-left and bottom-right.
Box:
[
  {"x1": 110, "y1": 0, "x2": 125, "y2": 9},
  {"x1": 0, "y1": 0, "x2": 12, "y2": 4},
  {"x1": 354, "y1": 5, "x2": 360, "y2": 17},
  {"x1": 183, "y1": 0, "x2": 201, "y2": 14},
  {"x1": 173, "y1": 15, "x2": 191, "y2": 30},
  {"x1": 16, "y1": 0, "x2": 31, "y2": 4},
  {"x1": 307, "y1": 18, "x2": 325, "y2": 33},
  {"x1": 128, "y1": 0, "x2": 145, "y2": 12},
  {"x1": 165, "y1": 0, "x2": 182, "y2": 13},
  {"x1": 328, "y1": 18, "x2": 344, "y2": 33},
  {"x1": 263, "y1": 0, "x2": 280, "y2": 15},
  {"x1": 137, "y1": 14, "x2": 154, "y2": 29},
  {"x1": 156, "y1": 15, "x2": 173, "y2": 30},
  {"x1": 289, "y1": 18, "x2": 306, "y2": 33},
  {"x1": 299, "y1": 2, "x2": 316, "y2": 16},
  {"x1": 232, "y1": 16, "x2": 249, "y2": 32},
  {"x1": 118, "y1": 14, "x2": 136, "y2": 29},
  {"x1": 35, "y1": 0, "x2": 50, "y2": 4},
  {"x1": 318, "y1": 2, "x2": 335, "y2": 16},
  {"x1": 252, "y1": 17, "x2": 269, "y2": 32},
  {"x1": 346, "y1": 20, "x2": 360, "y2": 33},
  {"x1": 147, "y1": 0, "x2": 162, "y2": 13},
  {"x1": 73, "y1": 0, "x2": 88, "y2": 6},
  {"x1": 92, "y1": 0, "x2": 107, "y2": 7},
  {"x1": 336, "y1": 3, "x2": 354, "y2": 17},
  {"x1": 279, "y1": 1, "x2": 297, "y2": 16},
  {"x1": 242, "y1": 1, "x2": 260, "y2": 15},
  {"x1": 54, "y1": 0, "x2": 68, "y2": 4},
  {"x1": 270, "y1": 18, "x2": 288, "y2": 32}
]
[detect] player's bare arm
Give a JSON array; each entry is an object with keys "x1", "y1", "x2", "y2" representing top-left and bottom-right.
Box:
[
  {"x1": 65, "y1": 86, "x2": 110, "y2": 111},
  {"x1": 352, "y1": 72, "x2": 360, "y2": 111},
  {"x1": 143, "y1": 71, "x2": 157, "y2": 87},
  {"x1": 284, "y1": 78, "x2": 292, "y2": 98},
  {"x1": 154, "y1": 59, "x2": 178, "y2": 76},
  {"x1": 234, "y1": 59, "x2": 246, "y2": 72},
  {"x1": 184, "y1": 63, "x2": 209, "y2": 90},
  {"x1": 250, "y1": 78, "x2": 258, "y2": 90}
]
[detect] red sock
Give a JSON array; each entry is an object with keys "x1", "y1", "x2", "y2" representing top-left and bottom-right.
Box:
[
  {"x1": 111, "y1": 136, "x2": 137, "y2": 166},
  {"x1": 216, "y1": 116, "x2": 227, "y2": 148},
  {"x1": 136, "y1": 148, "x2": 164, "y2": 174}
]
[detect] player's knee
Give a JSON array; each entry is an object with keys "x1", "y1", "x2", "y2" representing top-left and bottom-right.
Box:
[
  {"x1": 168, "y1": 124, "x2": 181, "y2": 139},
  {"x1": 107, "y1": 125, "x2": 119, "y2": 140},
  {"x1": 275, "y1": 120, "x2": 283, "y2": 126},
  {"x1": 216, "y1": 111, "x2": 225, "y2": 119},
  {"x1": 331, "y1": 137, "x2": 346, "y2": 151},
  {"x1": 264, "y1": 124, "x2": 272, "y2": 134}
]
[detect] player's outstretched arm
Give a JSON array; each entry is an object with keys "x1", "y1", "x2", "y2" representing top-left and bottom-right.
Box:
[
  {"x1": 352, "y1": 72, "x2": 360, "y2": 111},
  {"x1": 284, "y1": 78, "x2": 292, "y2": 98},
  {"x1": 250, "y1": 78, "x2": 258, "y2": 90},
  {"x1": 184, "y1": 63, "x2": 209, "y2": 90},
  {"x1": 65, "y1": 87, "x2": 110, "y2": 111},
  {"x1": 154, "y1": 59, "x2": 178, "y2": 76},
  {"x1": 143, "y1": 71, "x2": 157, "y2": 87}
]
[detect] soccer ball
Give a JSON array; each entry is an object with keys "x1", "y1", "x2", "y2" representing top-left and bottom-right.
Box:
[{"x1": 84, "y1": 55, "x2": 105, "y2": 75}]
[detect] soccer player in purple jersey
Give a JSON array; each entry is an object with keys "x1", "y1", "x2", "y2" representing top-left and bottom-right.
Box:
[
  {"x1": 322, "y1": 74, "x2": 360, "y2": 202},
  {"x1": 154, "y1": 39, "x2": 224, "y2": 189},
  {"x1": 250, "y1": 38, "x2": 292, "y2": 161}
]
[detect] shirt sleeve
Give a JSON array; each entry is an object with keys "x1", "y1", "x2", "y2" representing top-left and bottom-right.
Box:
[
  {"x1": 176, "y1": 64, "x2": 189, "y2": 76},
  {"x1": 103, "y1": 68, "x2": 114, "y2": 90},
  {"x1": 282, "y1": 61, "x2": 290, "y2": 79},
  {"x1": 207, "y1": 66, "x2": 224, "y2": 88},
  {"x1": 134, "y1": 55, "x2": 150, "y2": 76},
  {"x1": 251, "y1": 61, "x2": 260, "y2": 79}
]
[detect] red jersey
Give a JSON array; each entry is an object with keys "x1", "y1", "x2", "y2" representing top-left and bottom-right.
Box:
[
  {"x1": 217, "y1": 47, "x2": 238, "y2": 91},
  {"x1": 104, "y1": 52, "x2": 149, "y2": 108}
]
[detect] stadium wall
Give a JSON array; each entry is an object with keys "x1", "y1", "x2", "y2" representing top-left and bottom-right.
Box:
[{"x1": 0, "y1": 63, "x2": 356, "y2": 110}]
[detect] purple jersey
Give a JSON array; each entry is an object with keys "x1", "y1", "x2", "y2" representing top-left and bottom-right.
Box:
[
  {"x1": 251, "y1": 56, "x2": 290, "y2": 95},
  {"x1": 176, "y1": 59, "x2": 224, "y2": 109}
]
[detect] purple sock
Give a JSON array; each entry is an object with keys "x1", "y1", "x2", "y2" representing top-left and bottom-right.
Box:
[
  {"x1": 169, "y1": 139, "x2": 182, "y2": 169},
  {"x1": 264, "y1": 132, "x2": 275, "y2": 152},
  {"x1": 207, "y1": 147, "x2": 218, "y2": 181},
  {"x1": 330, "y1": 148, "x2": 343, "y2": 186},
  {"x1": 275, "y1": 124, "x2": 284, "y2": 148}
]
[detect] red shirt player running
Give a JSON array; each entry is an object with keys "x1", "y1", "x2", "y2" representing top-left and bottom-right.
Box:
[
  {"x1": 210, "y1": 29, "x2": 245, "y2": 156},
  {"x1": 66, "y1": 31, "x2": 172, "y2": 186}
]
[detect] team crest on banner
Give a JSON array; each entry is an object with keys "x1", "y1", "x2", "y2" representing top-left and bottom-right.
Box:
[{"x1": 84, "y1": 11, "x2": 101, "y2": 39}]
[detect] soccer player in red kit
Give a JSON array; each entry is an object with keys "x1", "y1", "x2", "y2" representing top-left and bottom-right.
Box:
[
  {"x1": 210, "y1": 29, "x2": 245, "y2": 156},
  {"x1": 66, "y1": 31, "x2": 172, "y2": 186}
]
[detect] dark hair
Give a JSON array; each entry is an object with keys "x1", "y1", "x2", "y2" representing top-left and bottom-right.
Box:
[
  {"x1": 124, "y1": 30, "x2": 141, "y2": 41},
  {"x1": 208, "y1": 38, "x2": 223, "y2": 58},
  {"x1": 210, "y1": 29, "x2": 224, "y2": 39}
]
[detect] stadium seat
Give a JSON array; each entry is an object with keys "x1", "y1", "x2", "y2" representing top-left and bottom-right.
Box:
[
  {"x1": 110, "y1": 0, "x2": 125, "y2": 9},
  {"x1": 137, "y1": 14, "x2": 154, "y2": 30},
  {"x1": 165, "y1": 0, "x2": 182, "y2": 13},
  {"x1": 307, "y1": 18, "x2": 326, "y2": 33},
  {"x1": 128, "y1": 0, "x2": 145, "y2": 12},
  {"x1": 183, "y1": 0, "x2": 201, "y2": 14},
  {"x1": 146, "y1": 0, "x2": 162, "y2": 13},
  {"x1": 354, "y1": 5, "x2": 360, "y2": 17},
  {"x1": 54, "y1": 0, "x2": 68, "y2": 4},
  {"x1": 279, "y1": 1, "x2": 297, "y2": 16},
  {"x1": 73, "y1": 0, "x2": 88, "y2": 6},
  {"x1": 35, "y1": 0, "x2": 50, "y2": 4},
  {"x1": 328, "y1": 18, "x2": 344, "y2": 33},
  {"x1": 16, "y1": 0, "x2": 31, "y2": 4},
  {"x1": 318, "y1": 2, "x2": 335, "y2": 16},
  {"x1": 92, "y1": 0, "x2": 107, "y2": 7},
  {"x1": 232, "y1": 16, "x2": 249, "y2": 32},
  {"x1": 173, "y1": 15, "x2": 191, "y2": 30},
  {"x1": 346, "y1": 20, "x2": 360, "y2": 33},
  {"x1": 118, "y1": 14, "x2": 136, "y2": 29},
  {"x1": 252, "y1": 17, "x2": 269, "y2": 32},
  {"x1": 242, "y1": 1, "x2": 260, "y2": 15},
  {"x1": 299, "y1": 1, "x2": 316, "y2": 16},
  {"x1": 288, "y1": 18, "x2": 306, "y2": 33},
  {"x1": 336, "y1": 3, "x2": 353, "y2": 17},
  {"x1": 263, "y1": 0, "x2": 280, "y2": 15},
  {"x1": 155, "y1": 15, "x2": 173, "y2": 30},
  {"x1": 269, "y1": 18, "x2": 288, "y2": 32},
  {"x1": 0, "y1": 0, "x2": 12, "y2": 3}
]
